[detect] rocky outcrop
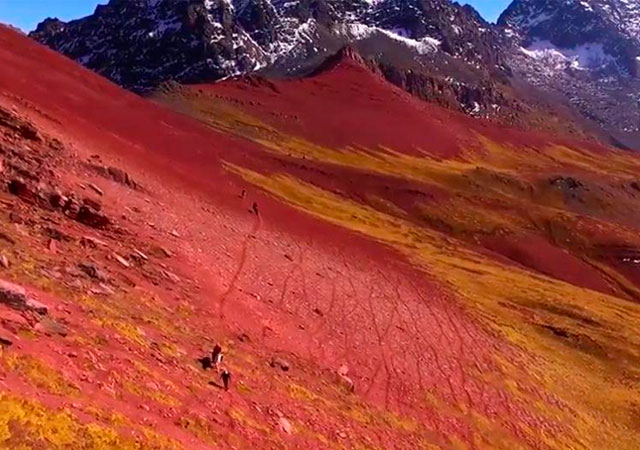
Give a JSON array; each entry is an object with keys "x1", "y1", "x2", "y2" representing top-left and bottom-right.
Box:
[
  {"x1": 0, "y1": 280, "x2": 48, "y2": 315},
  {"x1": 29, "y1": 0, "x2": 509, "y2": 112},
  {"x1": 499, "y1": 0, "x2": 640, "y2": 147},
  {"x1": 28, "y1": 0, "x2": 640, "y2": 147}
]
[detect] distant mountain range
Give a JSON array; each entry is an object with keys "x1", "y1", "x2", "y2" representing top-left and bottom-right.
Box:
[{"x1": 30, "y1": 0, "x2": 640, "y2": 149}]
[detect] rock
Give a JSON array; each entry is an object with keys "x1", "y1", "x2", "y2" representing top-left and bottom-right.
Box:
[
  {"x1": 90, "y1": 164, "x2": 139, "y2": 190},
  {"x1": 47, "y1": 239, "x2": 57, "y2": 254},
  {"x1": 161, "y1": 270, "x2": 180, "y2": 283},
  {"x1": 237, "y1": 333, "x2": 250, "y2": 342},
  {"x1": 48, "y1": 189, "x2": 66, "y2": 209},
  {"x1": 9, "y1": 211, "x2": 24, "y2": 224},
  {"x1": 25, "y1": 299, "x2": 48, "y2": 315},
  {"x1": 338, "y1": 374, "x2": 355, "y2": 393},
  {"x1": 78, "y1": 262, "x2": 109, "y2": 282},
  {"x1": 42, "y1": 268, "x2": 62, "y2": 280},
  {"x1": 0, "y1": 279, "x2": 29, "y2": 310},
  {"x1": 113, "y1": 253, "x2": 131, "y2": 268},
  {"x1": 67, "y1": 279, "x2": 84, "y2": 290},
  {"x1": 0, "y1": 231, "x2": 15, "y2": 245},
  {"x1": 0, "y1": 108, "x2": 41, "y2": 141},
  {"x1": 76, "y1": 205, "x2": 110, "y2": 229},
  {"x1": 132, "y1": 249, "x2": 148, "y2": 261},
  {"x1": 62, "y1": 197, "x2": 81, "y2": 217},
  {"x1": 34, "y1": 317, "x2": 68, "y2": 337},
  {"x1": 0, "y1": 334, "x2": 13, "y2": 347},
  {"x1": 0, "y1": 308, "x2": 30, "y2": 331},
  {"x1": 80, "y1": 235, "x2": 108, "y2": 248},
  {"x1": 82, "y1": 197, "x2": 102, "y2": 211},
  {"x1": 170, "y1": 230, "x2": 180, "y2": 238},
  {"x1": 88, "y1": 183, "x2": 103, "y2": 196},
  {"x1": 89, "y1": 283, "x2": 115, "y2": 296},
  {"x1": 278, "y1": 417, "x2": 293, "y2": 435},
  {"x1": 108, "y1": 166, "x2": 140, "y2": 190},
  {"x1": 270, "y1": 356, "x2": 291, "y2": 372},
  {"x1": 0, "y1": 280, "x2": 48, "y2": 315},
  {"x1": 0, "y1": 254, "x2": 9, "y2": 269},
  {"x1": 45, "y1": 227, "x2": 73, "y2": 242},
  {"x1": 8, "y1": 178, "x2": 34, "y2": 201},
  {"x1": 549, "y1": 176, "x2": 582, "y2": 191}
]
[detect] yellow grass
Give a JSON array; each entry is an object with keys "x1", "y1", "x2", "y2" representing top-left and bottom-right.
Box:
[{"x1": 227, "y1": 164, "x2": 640, "y2": 449}]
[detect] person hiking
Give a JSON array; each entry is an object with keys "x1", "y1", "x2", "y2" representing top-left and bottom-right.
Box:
[
  {"x1": 212, "y1": 343, "x2": 223, "y2": 372},
  {"x1": 221, "y1": 369, "x2": 231, "y2": 391},
  {"x1": 212, "y1": 343, "x2": 222, "y2": 362}
]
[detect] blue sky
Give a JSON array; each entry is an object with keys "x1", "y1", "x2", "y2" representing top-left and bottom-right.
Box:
[{"x1": 0, "y1": 1, "x2": 511, "y2": 32}]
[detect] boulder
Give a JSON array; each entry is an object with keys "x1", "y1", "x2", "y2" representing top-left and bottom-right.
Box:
[
  {"x1": 45, "y1": 227, "x2": 73, "y2": 242},
  {"x1": 76, "y1": 205, "x2": 110, "y2": 229},
  {"x1": 8, "y1": 178, "x2": 35, "y2": 201},
  {"x1": 34, "y1": 317, "x2": 68, "y2": 337},
  {"x1": 0, "y1": 279, "x2": 29, "y2": 310},
  {"x1": 90, "y1": 164, "x2": 139, "y2": 190},
  {"x1": 62, "y1": 197, "x2": 81, "y2": 217},
  {"x1": 78, "y1": 262, "x2": 109, "y2": 282},
  {"x1": 88, "y1": 183, "x2": 103, "y2": 196},
  {"x1": 80, "y1": 235, "x2": 108, "y2": 248},
  {"x1": 82, "y1": 197, "x2": 102, "y2": 211},
  {"x1": 89, "y1": 283, "x2": 115, "y2": 296},
  {"x1": 0, "y1": 279, "x2": 48, "y2": 315},
  {"x1": 0, "y1": 231, "x2": 15, "y2": 245},
  {"x1": 270, "y1": 356, "x2": 290, "y2": 372},
  {"x1": 47, "y1": 189, "x2": 66, "y2": 209},
  {"x1": 0, "y1": 334, "x2": 12, "y2": 347}
]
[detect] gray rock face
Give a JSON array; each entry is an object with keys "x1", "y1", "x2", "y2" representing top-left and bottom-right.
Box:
[
  {"x1": 29, "y1": 0, "x2": 640, "y2": 148},
  {"x1": 30, "y1": 0, "x2": 505, "y2": 89},
  {"x1": 0, "y1": 279, "x2": 48, "y2": 315},
  {"x1": 499, "y1": 0, "x2": 640, "y2": 148}
]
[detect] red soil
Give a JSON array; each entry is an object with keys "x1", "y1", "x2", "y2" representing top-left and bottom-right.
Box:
[
  {"x1": 197, "y1": 53, "x2": 612, "y2": 159},
  {"x1": 0, "y1": 25, "x2": 630, "y2": 449}
]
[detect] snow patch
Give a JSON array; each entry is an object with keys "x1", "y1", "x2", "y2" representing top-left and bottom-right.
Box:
[
  {"x1": 520, "y1": 40, "x2": 615, "y2": 70},
  {"x1": 336, "y1": 24, "x2": 440, "y2": 55}
]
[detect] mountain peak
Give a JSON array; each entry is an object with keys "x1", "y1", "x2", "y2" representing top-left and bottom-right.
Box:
[
  {"x1": 310, "y1": 46, "x2": 371, "y2": 75},
  {"x1": 27, "y1": 0, "x2": 640, "y2": 148}
]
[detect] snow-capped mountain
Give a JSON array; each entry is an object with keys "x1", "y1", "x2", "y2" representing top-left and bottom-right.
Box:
[
  {"x1": 30, "y1": 1, "x2": 510, "y2": 111},
  {"x1": 500, "y1": 0, "x2": 640, "y2": 74},
  {"x1": 499, "y1": 0, "x2": 640, "y2": 147},
  {"x1": 29, "y1": 0, "x2": 640, "y2": 148}
]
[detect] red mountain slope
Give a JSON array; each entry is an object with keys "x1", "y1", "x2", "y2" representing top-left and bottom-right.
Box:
[{"x1": 1, "y1": 25, "x2": 640, "y2": 450}]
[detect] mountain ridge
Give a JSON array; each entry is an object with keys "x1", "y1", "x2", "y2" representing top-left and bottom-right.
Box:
[
  {"x1": 4, "y1": 19, "x2": 640, "y2": 450},
  {"x1": 28, "y1": 0, "x2": 640, "y2": 149}
]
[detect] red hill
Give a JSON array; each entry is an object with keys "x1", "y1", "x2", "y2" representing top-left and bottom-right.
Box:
[{"x1": 0, "y1": 25, "x2": 639, "y2": 450}]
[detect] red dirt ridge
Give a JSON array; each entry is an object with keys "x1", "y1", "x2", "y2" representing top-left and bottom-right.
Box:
[{"x1": 0, "y1": 24, "x2": 640, "y2": 450}]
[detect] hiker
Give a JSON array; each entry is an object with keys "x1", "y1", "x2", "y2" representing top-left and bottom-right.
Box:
[
  {"x1": 212, "y1": 343, "x2": 223, "y2": 371},
  {"x1": 221, "y1": 369, "x2": 232, "y2": 391}
]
